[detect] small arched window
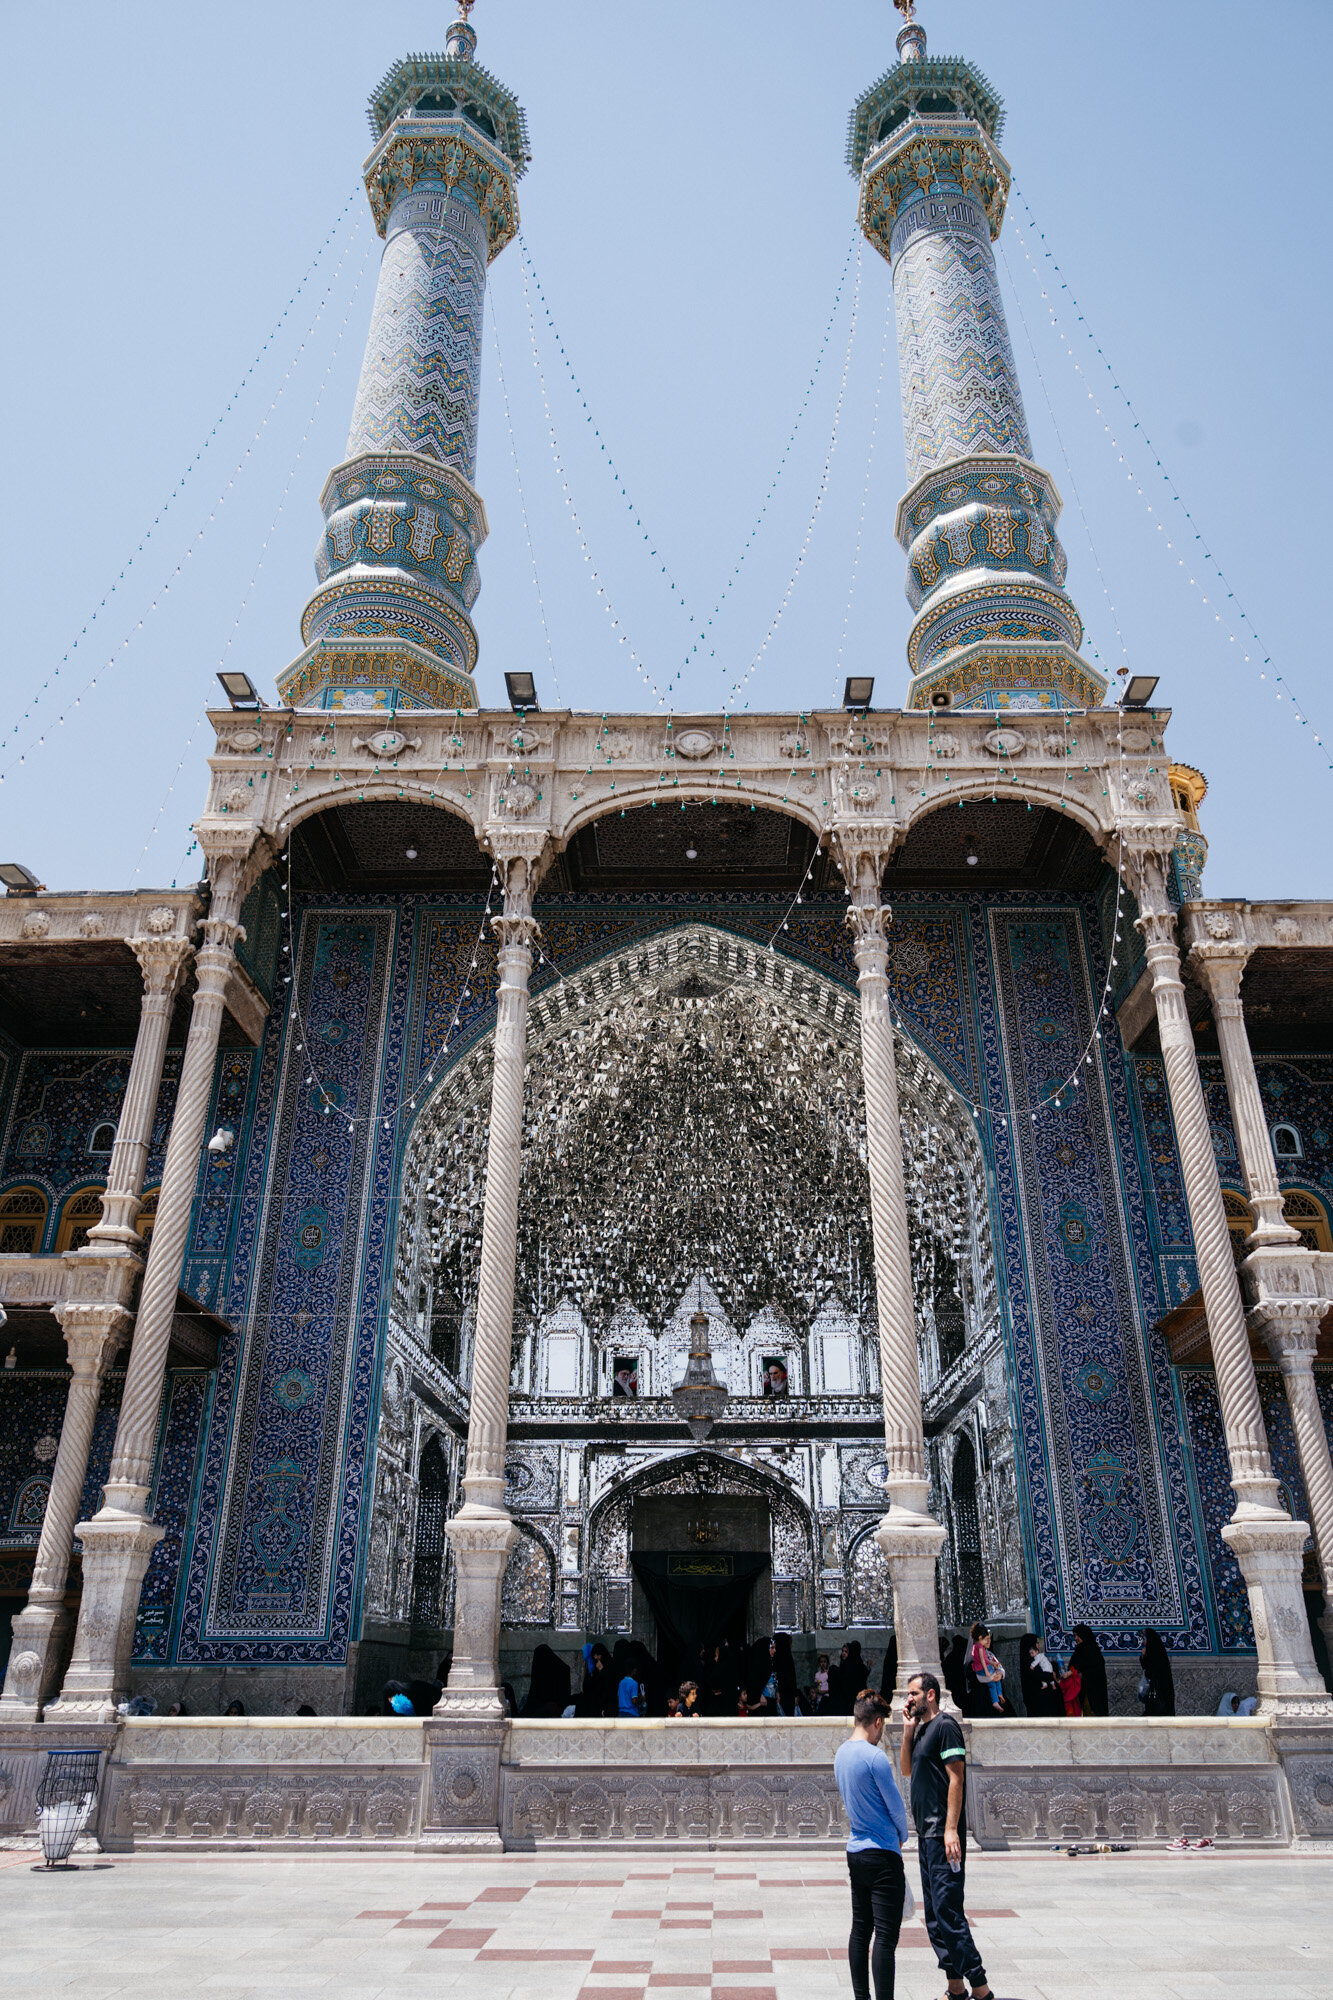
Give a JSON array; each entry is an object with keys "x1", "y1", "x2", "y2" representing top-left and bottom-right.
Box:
[
  {"x1": 1283, "y1": 1191, "x2": 1333, "y2": 1254},
  {"x1": 0, "y1": 1186, "x2": 49, "y2": 1254},
  {"x1": 1272, "y1": 1123, "x2": 1302, "y2": 1160},
  {"x1": 89, "y1": 1123, "x2": 117, "y2": 1154},
  {"x1": 55, "y1": 1187, "x2": 106, "y2": 1254}
]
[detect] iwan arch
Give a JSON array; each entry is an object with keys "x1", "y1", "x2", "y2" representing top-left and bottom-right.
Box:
[{"x1": 3, "y1": 1, "x2": 1333, "y2": 1852}]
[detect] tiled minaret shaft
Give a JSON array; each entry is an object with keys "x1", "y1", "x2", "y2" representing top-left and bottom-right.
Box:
[
  {"x1": 278, "y1": 11, "x2": 529, "y2": 712},
  {"x1": 848, "y1": 9, "x2": 1104, "y2": 711}
]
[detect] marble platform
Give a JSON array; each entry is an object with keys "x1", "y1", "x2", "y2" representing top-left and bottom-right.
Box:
[{"x1": 4, "y1": 1714, "x2": 1333, "y2": 1852}]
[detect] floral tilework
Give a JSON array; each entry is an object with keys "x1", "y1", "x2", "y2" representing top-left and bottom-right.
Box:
[
  {"x1": 0, "y1": 1374, "x2": 73, "y2": 1545},
  {"x1": 1200, "y1": 1055, "x2": 1333, "y2": 1203},
  {"x1": 979, "y1": 901, "x2": 1209, "y2": 1656},
  {"x1": 182, "y1": 1050, "x2": 257, "y2": 1308},
  {"x1": 0, "y1": 1050, "x2": 181, "y2": 1234},
  {"x1": 133, "y1": 1370, "x2": 211, "y2": 1662},
  {"x1": 176, "y1": 907, "x2": 404, "y2": 1660}
]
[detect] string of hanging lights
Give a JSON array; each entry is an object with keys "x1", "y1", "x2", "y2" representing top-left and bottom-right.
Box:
[
  {"x1": 725, "y1": 244, "x2": 866, "y2": 710},
  {"x1": 488, "y1": 293, "x2": 561, "y2": 706},
  {"x1": 1008, "y1": 184, "x2": 1329, "y2": 766},
  {"x1": 137, "y1": 235, "x2": 375, "y2": 884},
  {"x1": 0, "y1": 196, "x2": 363, "y2": 783}
]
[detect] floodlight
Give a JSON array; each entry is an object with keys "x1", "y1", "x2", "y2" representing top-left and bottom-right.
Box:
[
  {"x1": 217, "y1": 671, "x2": 261, "y2": 709},
  {"x1": 505, "y1": 671, "x2": 539, "y2": 711},
  {"x1": 843, "y1": 676, "x2": 875, "y2": 710},
  {"x1": 1121, "y1": 675, "x2": 1160, "y2": 709}
]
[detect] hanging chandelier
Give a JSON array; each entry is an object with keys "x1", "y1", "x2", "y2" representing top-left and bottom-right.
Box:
[{"x1": 671, "y1": 1309, "x2": 729, "y2": 1440}]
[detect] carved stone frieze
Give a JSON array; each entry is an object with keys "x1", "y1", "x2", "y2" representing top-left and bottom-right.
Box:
[
  {"x1": 500, "y1": 1764, "x2": 848, "y2": 1846},
  {"x1": 101, "y1": 1762, "x2": 423, "y2": 1847},
  {"x1": 969, "y1": 1765, "x2": 1285, "y2": 1847}
]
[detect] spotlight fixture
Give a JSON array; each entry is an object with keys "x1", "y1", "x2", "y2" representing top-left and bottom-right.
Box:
[
  {"x1": 0, "y1": 862, "x2": 44, "y2": 895},
  {"x1": 217, "y1": 670, "x2": 261, "y2": 709},
  {"x1": 843, "y1": 675, "x2": 875, "y2": 710},
  {"x1": 1120, "y1": 674, "x2": 1160, "y2": 709},
  {"x1": 504, "y1": 670, "x2": 539, "y2": 712}
]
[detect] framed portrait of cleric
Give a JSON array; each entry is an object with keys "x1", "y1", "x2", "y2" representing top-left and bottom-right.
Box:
[
  {"x1": 760, "y1": 1355, "x2": 791, "y2": 1398},
  {"x1": 610, "y1": 1354, "x2": 641, "y2": 1398}
]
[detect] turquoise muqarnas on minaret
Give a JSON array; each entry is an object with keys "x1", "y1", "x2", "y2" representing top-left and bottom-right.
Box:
[
  {"x1": 849, "y1": 6, "x2": 1105, "y2": 712},
  {"x1": 277, "y1": 8, "x2": 529, "y2": 713}
]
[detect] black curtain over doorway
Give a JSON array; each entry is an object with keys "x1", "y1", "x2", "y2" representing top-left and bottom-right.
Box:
[{"x1": 630, "y1": 1551, "x2": 769, "y2": 1662}]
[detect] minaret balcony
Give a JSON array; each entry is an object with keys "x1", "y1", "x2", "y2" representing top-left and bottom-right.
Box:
[
  {"x1": 363, "y1": 113, "x2": 520, "y2": 256},
  {"x1": 859, "y1": 117, "x2": 1011, "y2": 263}
]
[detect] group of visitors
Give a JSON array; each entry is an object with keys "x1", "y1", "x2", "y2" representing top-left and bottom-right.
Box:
[
  {"x1": 375, "y1": 1621, "x2": 1189, "y2": 1725},
  {"x1": 522, "y1": 1635, "x2": 901, "y2": 1720},
  {"x1": 947, "y1": 1621, "x2": 1177, "y2": 1719}
]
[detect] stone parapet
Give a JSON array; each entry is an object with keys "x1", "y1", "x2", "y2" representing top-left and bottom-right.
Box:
[{"x1": 9, "y1": 1716, "x2": 1333, "y2": 1853}]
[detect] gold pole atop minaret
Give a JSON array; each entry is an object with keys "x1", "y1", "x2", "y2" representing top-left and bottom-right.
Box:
[{"x1": 893, "y1": 0, "x2": 927, "y2": 62}]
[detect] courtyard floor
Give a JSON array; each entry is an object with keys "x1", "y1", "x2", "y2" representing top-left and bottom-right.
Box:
[{"x1": 3, "y1": 1844, "x2": 1329, "y2": 2000}]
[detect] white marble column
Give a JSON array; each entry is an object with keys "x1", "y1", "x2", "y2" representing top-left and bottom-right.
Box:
[
  {"x1": 86, "y1": 936, "x2": 194, "y2": 1250},
  {"x1": 842, "y1": 846, "x2": 948, "y2": 1704},
  {"x1": 1126, "y1": 835, "x2": 1329, "y2": 1711},
  {"x1": 1188, "y1": 943, "x2": 1300, "y2": 1249},
  {"x1": 0, "y1": 1303, "x2": 131, "y2": 1717},
  {"x1": 51, "y1": 857, "x2": 249, "y2": 1717},
  {"x1": 1190, "y1": 940, "x2": 1333, "y2": 1654},
  {"x1": 1253, "y1": 1304, "x2": 1333, "y2": 1642},
  {"x1": 440, "y1": 853, "x2": 540, "y2": 1715}
]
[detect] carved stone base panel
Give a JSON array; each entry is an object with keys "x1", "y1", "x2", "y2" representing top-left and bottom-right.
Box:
[
  {"x1": 969, "y1": 1765, "x2": 1287, "y2": 1847},
  {"x1": 0, "y1": 1601, "x2": 72, "y2": 1719},
  {"x1": 421, "y1": 1715, "x2": 506, "y2": 1850},
  {"x1": 500, "y1": 1764, "x2": 848, "y2": 1848},
  {"x1": 1271, "y1": 1722, "x2": 1333, "y2": 1844},
  {"x1": 100, "y1": 1761, "x2": 423, "y2": 1849}
]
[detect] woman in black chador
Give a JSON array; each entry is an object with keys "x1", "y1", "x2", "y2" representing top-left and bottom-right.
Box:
[
  {"x1": 520, "y1": 1643, "x2": 571, "y2": 1717},
  {"x1": 1138, "y1": 1627, "x2": 1176, "y2": 1716},
  {"x1": 828, "y1": 1639, "x2": 867, "y2": 1715}
]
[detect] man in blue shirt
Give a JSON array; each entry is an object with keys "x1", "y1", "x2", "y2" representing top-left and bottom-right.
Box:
[{"x1": 833, "y1": 1691, "x2": 910, "y2": 2000}]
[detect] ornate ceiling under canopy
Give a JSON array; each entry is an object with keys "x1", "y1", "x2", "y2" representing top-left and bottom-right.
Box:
[{"x1": 397, "y1": 927, "x2": 990, "y2": 1353}]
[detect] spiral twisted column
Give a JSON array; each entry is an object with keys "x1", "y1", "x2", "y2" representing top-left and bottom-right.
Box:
[
  {"x1": 1126, "y1": 836, "x2": 1329, "y2": 1710},
  {"x1": 841, "y1": 848, "x2": 948, "y2": 1706},
  {"x1": 1189, "y1": 944, "x2": 1301, "y2": 1249},
  {"x1": 87, "y1": 936, "x2": 193, "y2": 1249},
  {"x1": 442, "y1": 855, "x2": 539, "y2": 1716},
  {"x1": 0, "y1": 1305, "x2": 130, "y2": 1717},
  {"x1": 1256, "y1": 1306, "x2": 1333, "y2": 1649},
  {"x1": 51, "y1": 858, "x2": 249, "y2": 1717}
]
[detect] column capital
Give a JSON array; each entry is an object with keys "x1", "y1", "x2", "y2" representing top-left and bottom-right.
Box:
[
  {"x1": 1188, "y1": 938, "x2": 1255, "y2": 1011},
  {"x1": 846, "y1": 899, "x2": 893, "y2": 956},
  {"x1": 1250, "y1": 1297, "x2": 1325, "y2": 1363},
  {"x1": 128, "y1": 933, "x2": 194, "y2": 999},
  {"x1": 52, "y1": 1299, "x2": 133, "y2": 1376},
  {"x1": 829, "y1": 825, "x2": 901, "y2": 902}
]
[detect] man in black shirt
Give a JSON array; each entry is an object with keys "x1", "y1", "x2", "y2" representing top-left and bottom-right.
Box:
[{"x1": 899, "y1": 1671, "x2": 992, "y2": 2000}]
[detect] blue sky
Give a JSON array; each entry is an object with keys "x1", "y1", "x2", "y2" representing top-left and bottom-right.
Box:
[{"x1": 3, "y1": 1, "x2": 1330, "y2": 898}]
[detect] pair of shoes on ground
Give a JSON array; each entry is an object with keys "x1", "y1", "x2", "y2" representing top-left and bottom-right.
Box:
[{"x1": 1166, "y1": 1835, "x2": 1214, "y2": 1849}]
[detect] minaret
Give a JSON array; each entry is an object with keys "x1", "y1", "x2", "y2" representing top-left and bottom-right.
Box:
[
  {"x1": 278, "y1": 2, "x2": 529, "y2": 712},
  {"x1": 848, "y1": 2, "x2": 1105, "y2": 712}
]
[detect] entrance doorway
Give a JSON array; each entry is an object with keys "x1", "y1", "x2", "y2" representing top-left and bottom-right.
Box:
[{"x1": 630, "y1": 1496, "x2": 770, "y2": 1690}]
